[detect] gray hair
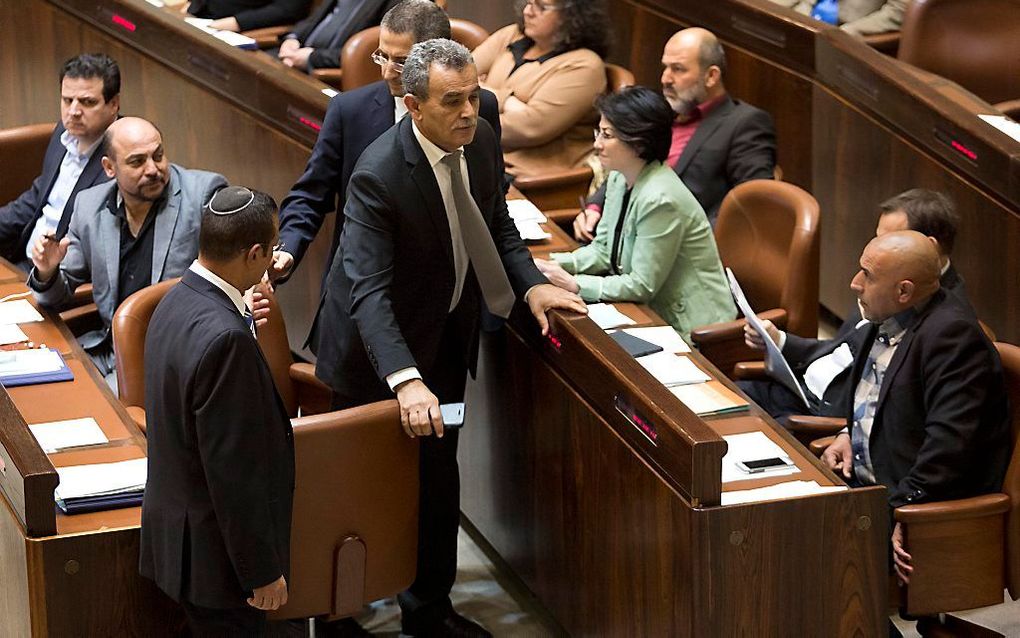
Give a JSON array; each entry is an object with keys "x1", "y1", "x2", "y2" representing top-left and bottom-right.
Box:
[
  {"x1": 698, "y1": 37, "x2": 727, "y2": 79},
  {"x1": 401, "y1": 38, "x2": 473, "y2": 99},
  {"x1": 381, "y1": 0, "x2": 451, "y2": 42}
]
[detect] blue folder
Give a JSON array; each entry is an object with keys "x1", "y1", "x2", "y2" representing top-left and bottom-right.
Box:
[
  {"x1": 57, "y1": 491, "x2": 144, "y2": 515},
  {"x1": 0, "y1": 349, "x2": 74, "y2": 387}
]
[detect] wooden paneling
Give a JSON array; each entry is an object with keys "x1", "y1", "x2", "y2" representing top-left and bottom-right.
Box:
[{"x1": 0, "y1": 497, "x2": 32, "y2": 638}]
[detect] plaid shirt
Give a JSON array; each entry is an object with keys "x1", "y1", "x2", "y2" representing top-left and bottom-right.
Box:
[{"x1": 851, "y1": 309, "x2": 916, "y2": 484}]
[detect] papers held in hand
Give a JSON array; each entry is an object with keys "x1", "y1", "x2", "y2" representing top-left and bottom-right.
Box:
[
  {"x1": 54, "y1": 458, "x2": 147, "y2": 515},
  {"x1": 725, "y1": 268, "x2": 810, "y2": 408},
  {"x1": 0, "y1": 348, "x2": 73, "y2": 387}
]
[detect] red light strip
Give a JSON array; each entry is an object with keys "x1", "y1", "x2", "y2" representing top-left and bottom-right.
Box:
[
  {"x1": 298, "y1": 116, "x2": 322, "y2": 132},
  {"x1": 111, "y1": 14, "x2": 137, "y2": 32},
  {"x1": 950, "y1": 140, "x2": 977, "y2": 162}
]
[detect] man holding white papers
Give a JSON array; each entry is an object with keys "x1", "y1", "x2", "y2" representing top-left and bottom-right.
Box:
[
  {"x1": 140, "y1": 187, "x2": 293, "y2": 635},
  {"x1": 819, "y1": 232, "x2": 1007, "y2": 582},
  {"x1": 740, "y1": 189, "x2": 973, "y2": 419},
  {"x1": 28, "y1": 117, "x2": 226, "y2": 391}
]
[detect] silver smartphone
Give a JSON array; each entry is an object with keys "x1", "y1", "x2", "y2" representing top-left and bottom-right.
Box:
[
  {"x1": 440, "y1": 403, "x2": 465, "y2": 429},
  {"x1": 735, "y1": 457, "x2": 794, "y2": 474}
]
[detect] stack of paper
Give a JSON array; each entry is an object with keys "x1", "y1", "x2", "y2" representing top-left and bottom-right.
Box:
[
  {"x1": 515, "y1": 219, "x2": 552, "y2": 241},
  {"x1": 0, "y1": 299, "x2": 44, "y2": 325},
  {"x1": 669, "y1": 382, "x2": 749, "y2": 416},
  {"x1": 0, "y1": 324, "x2": 29, "y2": 346},
  {"x1": 29, "y1": 418, "x2": 108, "y2": 454},
  {"x1": 184, "y1": 18, "x2": 258, "y2": 49},
  {"x1": 720, "y1": 431, "x2": 797, "y2": 483},
  {"x1": 0, "y1": 348, "x2": 73, "y2": 387},
  {"x1": 721, "y1": 480, "x2": 847, "y2": 506},
  {"x1": 506, "y1": 199, "x2": 548, "y2": 223},
  {"x1": 636, "y1": 352, "x2": 710, "y2": 387},
  {"x1": 54, "y1": 458, "x2": 147, "y2": 514},
  {"x1": 587, "y1": 303, "x2": 636, "y2": 329}
]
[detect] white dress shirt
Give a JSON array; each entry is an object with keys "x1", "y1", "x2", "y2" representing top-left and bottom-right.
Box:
[
  {"x1": 394, "y1": 95, "x2": 408, "y2": 121},
  {"x1": 189, "y1": 261, "x2": 256, "y2": 338},
  {"x1": 25, "y1": 130, "x2": 101, "y2": 259}
]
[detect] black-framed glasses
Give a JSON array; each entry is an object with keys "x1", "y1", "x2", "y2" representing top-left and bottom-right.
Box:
[
  {"x1": 371, "y1": 49, "x2": 405, "y2": 72},
  {"x1": 593, "y1": 128, "x2": 616, "y2": 141}
]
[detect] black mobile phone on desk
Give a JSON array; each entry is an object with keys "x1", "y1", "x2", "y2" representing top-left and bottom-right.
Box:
[{"x1": 735, "y1": 457, "x2": 793, "y2": 474}]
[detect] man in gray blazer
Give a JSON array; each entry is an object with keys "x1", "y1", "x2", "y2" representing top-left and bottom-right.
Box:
[{"x1": 29, "y1": 117, "x2": 227, "y2": 391}]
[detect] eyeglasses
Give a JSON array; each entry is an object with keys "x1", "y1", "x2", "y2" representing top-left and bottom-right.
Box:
[
  {"x1": 524, "y1": 0, "x2": 561, "y2": 14},
  {"x1": 371, "y1": 49, "x2": 405, "y2": 72},
  {"x1": 593, "y1": 128, "x2": 616, "y2": 141}
]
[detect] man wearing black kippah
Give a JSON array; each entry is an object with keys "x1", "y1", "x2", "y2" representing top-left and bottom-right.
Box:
[{"x1": 140, "y1": 187, "x2": 294, "y2": 636}]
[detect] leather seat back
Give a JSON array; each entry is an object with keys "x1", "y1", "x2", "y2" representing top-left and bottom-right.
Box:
[
  {"x1": 0, "y1": 123, "x2": 55, "y2": 205},
  {"x1": 605, "y1": 63, "x2": 635, "y2": 93},
  {"x1": 995, "y1": 341, "x2": 1020, "y2": 599},
  {"x1": 112, "y1": 277, "x2": 181, "y2": 407},
  {"x1": 898, "y1": 0, "x2": 1020, "y2": 105},
  {"x1": 339, "y1": 26, "x2": 381, "y2": 92},
  {"x1": 714, "y1": 179, "x2": 820, "y2": 337},
  {"x1": 451, "y1": 18, "x2": 489, "y2": 51}
]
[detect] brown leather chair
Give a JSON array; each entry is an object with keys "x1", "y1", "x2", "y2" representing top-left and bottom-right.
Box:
[
  {"x1": 898, "y1": 0, "x2": 1020, "y2": 107},
  {"x1": 451, "y1": 18, "x2": 489, "y2": 51},
  {"x1": 689, "y1": 179, "x2": 820, "y2": 377},
  {"x1": 862, "y1": 31, "x2": 901, "y2": 56},
  {"x1": 0, "y1": 122, "x2": 54, "y2": 205},
  {"x1": 513, "y1": 63, "x2": 636, "y2": 212},
  {"x1": 112, "y1": 277, "x2": 181, "y2": 408},
  {"x1": 268, "y1": 400, "x2": 419, "y2": 621},
  {"x1": 809, "y1": 342, "x2": 1020, "y2": 634}
]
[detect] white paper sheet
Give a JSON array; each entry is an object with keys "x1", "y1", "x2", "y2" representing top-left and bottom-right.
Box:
[
  {"x1": 0, "y1": 324, "x2": 29, "y2": 345},
  {"x1": 0, "y1": 348, "x2": 64, "y2": 376},
  {"x1": 721, "y1": 431, "x2": 798, "y2": 484},
  {"x1": 29, "y1": 418, "x2": 109, "y2": 454},
  {"x1": 978, "y1": 114, "x2": 1020, "y2": 143},
  {"x1": 726, "y1": 269, "x2": 810, "y2": 407},
  {"x1": 515, "y1": 219, "x2": 551, "y2": 241},
  {"x1": 184, "y1": 17, "x2": 257, "y2": 48},
  {"x1": 54, "y1": 458, "x2": 147, "y2": 500},
  {"x1": 621, "y1": 326, "x2": 691, "y2": 353},
  {"x1": 721, "y1": 480, "x2": 848, "y2": 505},
  {"x1": 0, "y1": 299, "x2": 44, "y2": 325},
  {"x1": 637, "y1": 352, "x2": 710, "y2": 387},
  {"x1": 586, "y1": 303, "x2": 636, "y2": 330},
  {"x1": 505, "y1": 199, "x2": 548, "y2": 223}
]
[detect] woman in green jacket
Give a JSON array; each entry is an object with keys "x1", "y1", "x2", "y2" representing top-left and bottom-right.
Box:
[{"x1": 536, "y1": 86, "x2": 736, "y2": 342}]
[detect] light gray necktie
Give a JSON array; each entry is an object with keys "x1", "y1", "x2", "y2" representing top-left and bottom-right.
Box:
[{"x1": 441, "y1": 151, "x2": 516, "y2": 319}]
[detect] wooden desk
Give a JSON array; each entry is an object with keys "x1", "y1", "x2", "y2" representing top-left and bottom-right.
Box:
[
  {"x1": 0, "y1": 271, "x2": 181, "y2": 636},
  {"x1": 460, "y1": 225, "x2": 887, "y2": 635}
]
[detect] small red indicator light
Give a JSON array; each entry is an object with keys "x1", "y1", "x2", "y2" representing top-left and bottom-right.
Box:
[
  {"x1": 546, "y1": 333, "x2": 562, "y2": 352},
  {"x1": 950, "y1": 140, "x2": 977, "y2": 161},
  {"x1": 111, "y1": 14, "x2": 137, "y2": 32},
  {"x1": 298, "y1": 116, "x2": 322, "y2": 132}
]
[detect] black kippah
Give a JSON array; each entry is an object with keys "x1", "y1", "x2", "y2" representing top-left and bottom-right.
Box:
[{"x1": 206, "y1": 186, "x2": 255, "y2": 215}]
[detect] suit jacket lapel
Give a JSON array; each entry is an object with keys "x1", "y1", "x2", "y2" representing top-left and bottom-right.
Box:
[
  {"x1": 401, "y1": 120, "x2": 454, "y2": 269},
  {"x1": 55, "y1": 151, "x2": 106, "y2": 239},
  {"x1": 846, "y1": 322, "x2": 879, "y2": 419},
  {"x1": 99, "y1": 198, "x2": 121, "y2": 314},
  {"x1": 152, "y1": 168, "x2": 182, "y2": 283},
  {"x1": 372, "y1": 83, "x2": 397, "y2": 132},
  {"x1": 674, "y1": 96, "x2": 734, "y2": 177}
]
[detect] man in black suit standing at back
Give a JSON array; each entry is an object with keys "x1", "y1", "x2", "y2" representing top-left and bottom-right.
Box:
[
  {"x1": 140, "y1": 187, "x2": 294, "y2": 636},
  {"x1": 312, "y1": 39, "x2": 586, "y2": 637},
  {"x1": 272, "y1": 0, "x2": 502, "y2": 283}
]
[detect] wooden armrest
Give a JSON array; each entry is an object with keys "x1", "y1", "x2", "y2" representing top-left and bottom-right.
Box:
[
  {"x1": 125, "y1": 406, "x2": 146, "y2": 434},
  {"x1": 993, "y1": 98, "x2": 1020, "y2": 120},
  {"x1": 513, "y1": 167, "x2": 593, "y2": 211},
  {"x1": 71, "y1": 283, "x2": 93, "y2": 307},
  {"x1": 290, "y1": 362, "x2": 333, "y2": 416},
  {"x1": 689, "y1": 308, "x2": 788, "y2": 346},
  {"x1": 895, "y1": 493, "x2": 1010, "y2": 524},
  {"x1": 311, "y1": 68, "x2": 343, "y2": 89},
  {"x1": 544, "y1": 207, "x2": 580, "y2": 225},
  {"x1": 731, "y1": 360, "x2": 767, "y2": 380},
  {"x1": 786, "y1": 415, "x2": 847, "y2": 445},
  {"x1": 242, "y1": 25, "x2": 291, "y2": 49},
  {"x1": 861, "y1": 31, "x2": 900, "y2": 55},
  {"x1": 808, "y1": 435, "x2": 836, "y2": 457}
]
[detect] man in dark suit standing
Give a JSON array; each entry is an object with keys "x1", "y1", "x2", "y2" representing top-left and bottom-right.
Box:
[
  {"x1": 277, "y1": 0, "x2": 399, "y2": 71},
  {"x1": 313, "y1": 39, "x2": 585, "y2": 637},
  {"x1": 272, "y1": 0, "x2": 502, "y2": 283},
  {"x1": 140, "y1": 187, "x2": 294, "y2": 636},
  {"x1": 820, "y1": 231, "x2": 1009, "y2": 584},
  {"x1": 0, "y1": 53, "x2": 120, "y2": 269},
  {"x1": 574, "y1": 27, "x2": 776, "y2": 238}
]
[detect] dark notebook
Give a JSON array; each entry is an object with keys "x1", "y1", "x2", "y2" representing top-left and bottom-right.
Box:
[{"x1": 610, "y1": 330, "x2": 664, "y2": 358}]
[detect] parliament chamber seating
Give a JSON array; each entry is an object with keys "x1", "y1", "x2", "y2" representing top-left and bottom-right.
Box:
[
  {"x1": 110, "y1": 279, "x2": 420, "y2": 622},
  {"x1": 513, "y1": 63, "x2": 636, "y2": 213},
  {"x1": 897, "y1": 0, "x2": 1020, "y2": 111},
  {"x1": 689, "y1": 179, "x2": 820, "y2": 377},
  {"x1": 805, "y1": 342, "x2": 1020, "y2": 636},
  {"x1": 0, "y1": 122, "x2": 54, "y2": 205}
]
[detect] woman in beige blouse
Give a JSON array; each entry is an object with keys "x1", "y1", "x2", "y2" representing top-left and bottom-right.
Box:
[{"x1": 472, "y1": 0, "x2": 611, "y2": 178}]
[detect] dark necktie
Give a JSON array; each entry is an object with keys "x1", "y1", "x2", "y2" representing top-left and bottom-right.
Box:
[
  {"x1": 440, "y1": 151, "x2": 516, "y2": 319},
  {"x1": 243, "y1": 306, "x2": 256, "y2": 338}
]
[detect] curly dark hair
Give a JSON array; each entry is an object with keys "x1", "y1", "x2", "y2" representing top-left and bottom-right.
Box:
[{"x1": 514, "y1": 0, "x2": 612, "y2": 59}]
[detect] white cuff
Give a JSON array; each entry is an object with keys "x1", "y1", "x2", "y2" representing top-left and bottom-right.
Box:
[
  {"x1": 386, "y1": 367, "x2": 422, "y2": 392},
  {"x1": 777, "y1": 330, "x2": 787, "y2": 350}
]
